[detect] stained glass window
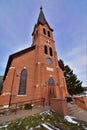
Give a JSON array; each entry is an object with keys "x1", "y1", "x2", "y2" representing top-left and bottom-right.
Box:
[
  {"x1": 18, "y1": 69, "x2": 27, "y2": 95},
  {"x1": 48, "y1": 77, "x2": 55, "y2": 85}
]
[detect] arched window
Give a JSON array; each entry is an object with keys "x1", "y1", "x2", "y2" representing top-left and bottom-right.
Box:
[
  {"x1": 48, "y1": 77, "x2": 55, "y2": 85},
  {"x1": 49, "y1": 47, "x2": 53, "y2": 56},
  {"x1": 18, "y1": 69, "x2": 27, "y2": 95},
  {"x1": 44, "y1": 45, "x2": 48, "y2": 54}
]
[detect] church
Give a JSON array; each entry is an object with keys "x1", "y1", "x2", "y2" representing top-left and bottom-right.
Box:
[{"x1": 0, "y1": 7, "x2": 68, "y2": 115}]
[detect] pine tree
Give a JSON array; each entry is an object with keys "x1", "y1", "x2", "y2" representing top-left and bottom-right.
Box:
[
  {"x1": 0, "y1": 76, "x2": 3, "y2": 95},
  {"x1": 59, "y1": 60, "x2": 83, "y2": 95}
]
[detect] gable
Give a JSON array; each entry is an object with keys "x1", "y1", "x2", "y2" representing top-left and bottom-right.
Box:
[{"x1": 3, "y1": 45, "x2": 36, "y2": 80}]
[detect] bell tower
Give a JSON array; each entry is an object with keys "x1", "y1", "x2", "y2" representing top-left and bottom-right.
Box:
[
  {"x1": 32, "y1": 7, "x2": 57, "y2": 64},
  {"x1": 32, "y1": 7, "x2": 54, "y2": 47},
  {"x1": 32, "y1": 7, "x2": 68, "y2": 103}
]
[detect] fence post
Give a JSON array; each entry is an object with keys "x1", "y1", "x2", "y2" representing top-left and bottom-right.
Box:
[
  {"x1": 15, "y1": 103, "x2": 17, "y2": 114},
  {"x1": 42, "y1": 98, "x2": 45, "y2": 107}
]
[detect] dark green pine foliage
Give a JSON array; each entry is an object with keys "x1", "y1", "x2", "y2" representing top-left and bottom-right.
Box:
[
  {"x1": 0, "y1": 76, "x2": 3, "y2": 95},
  {"x1": 59, "y1": 59, "x2": 83, "y2": 96}
]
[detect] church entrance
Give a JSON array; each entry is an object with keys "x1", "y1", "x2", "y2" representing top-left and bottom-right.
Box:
[
  {"x1": 49, "y1": 85, "x2": 55, "y2": 98},
  {"x1": 48, "y1": 77, "x2": 56, "y2": 103}
]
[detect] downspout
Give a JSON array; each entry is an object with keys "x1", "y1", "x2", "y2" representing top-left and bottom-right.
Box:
[{"x1": 9, "y1": 67, "x2": 16, "y2": 107}]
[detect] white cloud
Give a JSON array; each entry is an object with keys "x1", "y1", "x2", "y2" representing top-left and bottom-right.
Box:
[
  {"x1": 66, "y1": 45, "x2": 86, "y2": 58},
  {"x1": 65, "y1": 45, "x2": 87, "y2": 86}
]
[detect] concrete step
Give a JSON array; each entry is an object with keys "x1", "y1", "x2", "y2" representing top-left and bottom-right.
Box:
[
  {"x1": 68, "y1": 107, "x2": 83, "y2": 112},
  {"x1": 68, "y1": 103, "x2": 87, "y2": 122},
  {"x1": 68, "y1": 103, "x2": 84, "y2": 116},
  {"x1": 69, "y1": 110, "x2": 84, "y2": 116}
]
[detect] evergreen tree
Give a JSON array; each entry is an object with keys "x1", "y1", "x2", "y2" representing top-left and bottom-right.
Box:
[
  {"x1": 59, "y1": 59, "x2": 83, "y2": 95},
  {"x1": 0, "y1": 76, "x2": 3, "y2": 95}
]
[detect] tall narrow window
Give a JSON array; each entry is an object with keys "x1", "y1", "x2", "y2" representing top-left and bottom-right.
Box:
[
  {"x1": 48, "y1": 77, "x2": 55, "y2": 85},
  {"x1": 18, "y1": 69, "x2": 27, "y2": 95},
  {"x1": 43, "y1": 28, "x2": 46, "y2": 35},
  {"x1": 44, "y1": 45, "x2": 48, "y2": 54},
  {"x1": 48, "y1": 31, "x2": 50, "y2": 37},
  {"x1": 49, "y1": 47, "x2": 53, "y2": 56}
]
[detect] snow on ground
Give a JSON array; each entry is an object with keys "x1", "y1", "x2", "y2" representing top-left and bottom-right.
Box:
[
  {"x1": 46, "y1": 123, "x2": 61, "y2": 130},
  {"x1": 0, "y1": 124, "x2": 8, "y2": 129},
  {"x1": 64, "y1": 115, "x2": 78, "y2": 124},
  {"x1": 42, "y1": 123, "x2": 53, "y2": 130},
  {"x1": 35, "y1": 125, "x2": 41, "y2": 129},
  {"x1": 42, "y1": 123, "x2": 60, "y2": 130},
  {"x1": 82, "y1": 126, "x2": 87, "y2": 130},
  {"x1": 29, "y1": 127, "x2": 33, "y2": 130},
  {"x1": 40, "y1": 110, "x2": 52, "y2": 116}
]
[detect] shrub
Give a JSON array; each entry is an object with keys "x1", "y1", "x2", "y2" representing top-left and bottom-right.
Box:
[
  {"x1": 24, "y1": 104, "x2": 32, "y2": 110},
  {"x1": 66, "y1": 97, "x2": 72, "y2": 102}
]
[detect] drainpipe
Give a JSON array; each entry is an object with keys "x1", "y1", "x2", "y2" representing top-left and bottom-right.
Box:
[{"x1": 9, "y1": 67, "x2": 16, "y2": 107}]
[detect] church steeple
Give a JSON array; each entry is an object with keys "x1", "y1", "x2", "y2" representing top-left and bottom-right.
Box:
[
  {"x1": 37, "y1": 6, "x2": 47, "y2": 25},
  {"x1": 37, "y1": 7, "x2": 53, "y2": 31},
  {"x1": 32, "y1": 7, "x2": 53, "y2": 36}
]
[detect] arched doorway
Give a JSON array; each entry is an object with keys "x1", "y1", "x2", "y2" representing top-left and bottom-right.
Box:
[{"x1": 48, "y1": 77, "x2": 56, "y2": 98}]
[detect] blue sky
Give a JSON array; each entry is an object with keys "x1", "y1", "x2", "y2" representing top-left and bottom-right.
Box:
[{"x1": 0, "y1": 0, "x2": 87, "y2": 86}]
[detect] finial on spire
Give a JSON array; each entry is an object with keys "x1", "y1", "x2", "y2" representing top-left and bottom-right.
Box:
[{"x1": 40, "y1": 6, "x2": 42, "y2": 10}]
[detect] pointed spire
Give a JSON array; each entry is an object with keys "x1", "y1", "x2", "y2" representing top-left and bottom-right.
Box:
[
  {"x1": 37, "y1": 7, "x2": 53, "y2": 31},
  {"x1": 40, "y1": 6, "x2": 42, "y2": 10},
  {"x1": 37, "y1": 7, "x2": 47, "y2": 25},
  {"x1": 32, "y1": 7, "x2": 53, "y2": 35}
]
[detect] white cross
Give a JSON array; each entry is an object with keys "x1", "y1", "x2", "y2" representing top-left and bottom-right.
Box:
[{"x1": 46, "y1": 39, "x2": 50, "y2": 44}]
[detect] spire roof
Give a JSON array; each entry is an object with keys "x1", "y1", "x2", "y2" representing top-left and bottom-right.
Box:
[
  {"x1": 37, "y1": 7, "x2": 48, "y2": 25},
  {"x1": 37, "y1": 7, "x2": 53, "y2": 31},
  {"x1": 32, "y1": 7, "x2": 53, "y2": 35}
]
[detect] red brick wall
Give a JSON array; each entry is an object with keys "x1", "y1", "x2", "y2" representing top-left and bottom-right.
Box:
[
  {"x1": 73, "y1": 97, "x2": 87, "y2": 111},
  {"x1": 0, "y1": 22, "x2": 68, "y2": 107},
  {"x1": 0, "y1": 95, "x2": 10, "y2": 106},
  {"x1": 50, "y1": 98, "x2": 68, "y2": 116}
]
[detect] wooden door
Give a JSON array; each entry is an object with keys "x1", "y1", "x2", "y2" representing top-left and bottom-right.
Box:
[{"x1": 49, "y1": 85, "x2": 56, "y2": 98}]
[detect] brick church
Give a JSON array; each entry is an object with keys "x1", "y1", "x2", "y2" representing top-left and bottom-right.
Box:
[{"x1": 0, "y1": 7, "x2": 68, "y2": 113}]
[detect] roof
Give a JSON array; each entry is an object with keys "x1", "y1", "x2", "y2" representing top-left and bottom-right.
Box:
[
  {"x1": 32, "y1": 7, "x2": 53, "y2": 35},
  {"x1": 3, "y1": 45, "x2": 36, "y2": 80},
  {"x1": 37, "y1": 7, "x2": 47, "y2": 25}
]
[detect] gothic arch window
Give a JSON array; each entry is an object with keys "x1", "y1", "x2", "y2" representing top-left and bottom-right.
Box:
[
  {"x1": 49, "y1": 47, "x2": 53, "y2": 56},
  {"x1": 44, "y1": 45, "x2": 48, "y2": 54},
  {"x1": 18, "y1": 69, "x2": 27, "y2": 95},
  {"x1": 48, "y1": 77, "x2": 55, "y2": 85}
]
